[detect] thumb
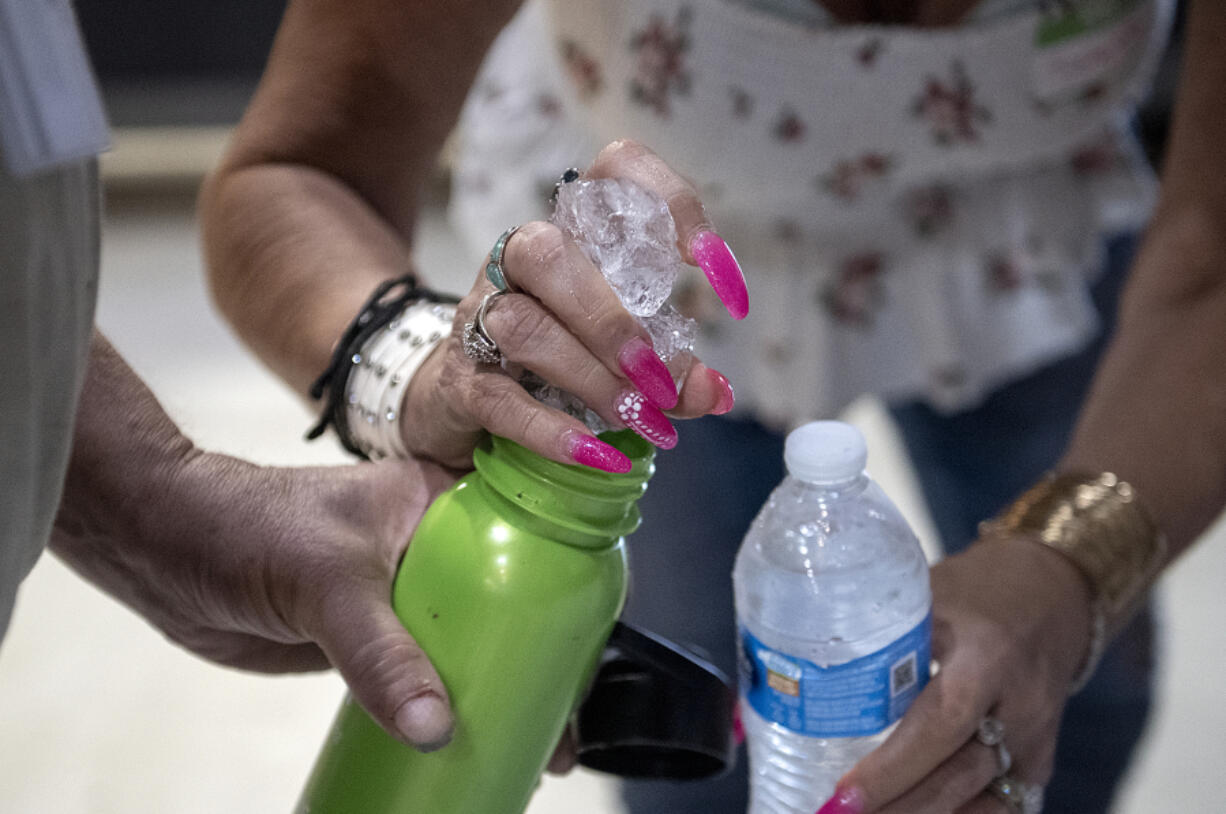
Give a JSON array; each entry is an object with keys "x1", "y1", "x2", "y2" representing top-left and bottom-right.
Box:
[{"x1": 312, "y1": 582, "x2": 454, "y2": 751}]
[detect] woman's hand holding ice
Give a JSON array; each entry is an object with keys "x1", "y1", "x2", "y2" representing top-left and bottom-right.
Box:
[{"x1": 398, "y1": 140, "x2": 743, "y2": 471}]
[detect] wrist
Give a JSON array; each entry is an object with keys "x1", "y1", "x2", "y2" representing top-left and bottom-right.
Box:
[
  {"x1": 1024, "y1": 535, "x2": 1098, "y2": 687},
  {"x1": 54, "y1": 336, "x2": 202, "y2": 548},
  {"x1": 400, "y1": 345, "x2": 482, "y2": 469},
  {"x1": 305, "y1": 275, "x2": 458, "y2": 460},
  {"x1": 350, "y1": 300, "x2": 456, "y2": 460},
  {"x1": 979, "y1": 471, "x2": 1166, "y2": 691}
]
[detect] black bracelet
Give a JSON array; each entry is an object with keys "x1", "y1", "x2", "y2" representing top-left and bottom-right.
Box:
[{"x1": 306, "y1": 274, "x2": 459, "y2": 459}]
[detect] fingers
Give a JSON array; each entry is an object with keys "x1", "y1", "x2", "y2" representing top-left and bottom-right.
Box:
[
  {"x1": 473, "y1": 289, "x2": 680, "y2": 445},
  {"x1": 827, "y1": 667, "x2": 993, "y2": 812},
  {"x1": 438, "y1": 138, "x2": 750, "y2": 464},
  {"x1": 588, "y1": 139, "x2": 748, "y2": 319},
  {"x1": 498, "y1": 221, "x2": 679, "y2": 410},
  {"x1": 822, "y1": 674, "x2": 1056, "y2": 814},
  {"x1": 873, "y1": 738, "x2": 1005, "y2": 814},
  {"x1": 310, "y1": 580, "x2": 454, "y2": 751},
  {"x1": 462, "y1": 359, "x2": 666, "y2": 462},
  {"x1": 958, "y1": 796, "x2": 1012, "y2": 814},
  {"x1": 674, "y1": 361, "x2": 735, "y2": 418}
]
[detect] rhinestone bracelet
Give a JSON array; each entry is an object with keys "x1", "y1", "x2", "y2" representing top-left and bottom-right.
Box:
[
  {"x1": 345, "y1": 301, "x2": 455, "y2": 459},
  {"x1": 307, "y1": 274, "x2": 457, "y2": 459}
]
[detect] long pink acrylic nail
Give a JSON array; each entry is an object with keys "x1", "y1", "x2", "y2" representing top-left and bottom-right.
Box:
[
  {"x1": 618, "y1": 336, "x2": 678, "y2": 410},
  {"x1": 707, "y1": 367, "x2": 735, "y2": 415},
  {"x1": 690, "y1": 231, "x2": 749, "y2": 320},
  {"x1": 614, "y1": 390, "x2": 678, "y2": 449},
  {"x1": 566, "y1": 432, "x2": 633, "y2": 474},
  {"x1": 815, "y1": 786, "x2": 866, "y2": 814}
]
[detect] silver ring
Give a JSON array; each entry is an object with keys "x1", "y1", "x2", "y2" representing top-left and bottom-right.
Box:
[
  {"x1": 975, "y1": 717, "x2": 1005, "y2": 747},
  {"x1": 994, "y1": 740, "x2": 1013, "y2": 776},
  {"x1": 988, "y1": 776, "x2": 1024, "y2": 813},
  {"x1": 485, "y1": 226, "x2": 521, "y2": 292},
  {"x1": 975, "y1": 716, "x2": 1011, "y2": 775},
  {"x1": 988, "y1": 776, "x2": 1043, "y2": 814},
  {"x1": 461, "y1": 289, "x2": 508, "y2": 365}
]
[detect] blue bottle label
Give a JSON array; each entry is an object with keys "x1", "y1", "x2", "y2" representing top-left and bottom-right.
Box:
[{"x1": 739, "y1": 612, "x2": 931, "y2": 738}]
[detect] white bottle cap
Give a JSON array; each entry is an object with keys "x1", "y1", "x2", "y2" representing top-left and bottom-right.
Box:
[{"x1": 784, "y1": 421, "x2": 867, "y2": 485}]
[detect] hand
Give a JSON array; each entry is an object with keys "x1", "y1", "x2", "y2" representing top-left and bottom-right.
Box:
[
  {"x1": 818, "y1": 536, "x2": 1094, "y2": 814},
  {"x1": 400, "y1": 139, "x2": 747, "y2": 471},
  {"x1": 52, "y1": 449, "x2": 461, "y2": 751}
]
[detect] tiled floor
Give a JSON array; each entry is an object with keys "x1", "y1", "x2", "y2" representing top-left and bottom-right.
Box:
[{"x1": 0, "y1": 191, "x2": 1222, "y2": 813}]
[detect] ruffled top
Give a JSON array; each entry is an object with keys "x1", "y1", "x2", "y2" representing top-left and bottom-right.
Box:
[{"x1": 450, "y1": 0, "x2": 1173, "y2": 425}]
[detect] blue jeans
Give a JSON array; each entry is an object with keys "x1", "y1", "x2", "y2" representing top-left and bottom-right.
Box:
[{"x1": 620, "y1": 234, "x2": 1153, "y2": 814}]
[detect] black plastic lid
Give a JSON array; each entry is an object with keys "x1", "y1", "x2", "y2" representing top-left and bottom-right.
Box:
[{"x1": 574, "y1": 621, "x2": 736, "y2": 780}]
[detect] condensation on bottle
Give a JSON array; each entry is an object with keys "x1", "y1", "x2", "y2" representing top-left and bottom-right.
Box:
[{"x1": 733, "y1": 421, "x2": 932, "y2": 814}]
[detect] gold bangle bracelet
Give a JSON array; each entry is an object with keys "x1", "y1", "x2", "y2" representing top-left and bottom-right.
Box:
[{"x1": 979, "y1": 472, "x2": 1166, "y2": 691}]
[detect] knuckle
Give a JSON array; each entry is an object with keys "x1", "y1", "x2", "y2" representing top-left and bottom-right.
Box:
[
  {"x1": 349, "y1": 632, "x2": 436, "y2": 708},
  {"x1": 572, "y1": 361, "x2": 613, "y2": 400},
  {"x1": 486, "y1": 295, "x2": 556, "y2": 353},
  {"x1": 583, "y1": 294, "x2": 636, "y2": 337},
  {"x1": 933, "y1": 683, "x2": 982, "y2": 732},
  {"x1": 508, "y1": 221, "x2": 568, "y2": 277},
  {"x1": 470, "y1": 377, "x2": 521, "y2": 427},
  {"x1": 594, "y1": 138, "x2": 649, "y2": 170},
  {"x1": 514, "y1": 405, "x2": 548, "y2": 447},
  {"x1": 665, "y1": 184, "x2": 700, "y2": 216}
]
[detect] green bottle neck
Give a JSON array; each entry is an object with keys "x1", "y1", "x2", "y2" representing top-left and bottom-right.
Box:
[{"x1": 472, "y1": 430, "x2": 655, "y2": 549}]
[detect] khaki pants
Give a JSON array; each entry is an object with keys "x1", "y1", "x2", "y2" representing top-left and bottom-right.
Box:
[{"x1": 0, "y1": 157, "x2": 99, "y2": 644}]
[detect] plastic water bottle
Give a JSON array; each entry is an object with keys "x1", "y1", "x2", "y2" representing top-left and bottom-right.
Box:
[{"x1": 733, "y1": 421, "x2": 932, "y2": 814}]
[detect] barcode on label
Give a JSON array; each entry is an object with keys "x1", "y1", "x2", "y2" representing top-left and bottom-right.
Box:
[{"x1": 890, "y1": 652, "x2": 918, "y2": 696}]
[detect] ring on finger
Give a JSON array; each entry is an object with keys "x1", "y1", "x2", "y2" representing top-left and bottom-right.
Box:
[
  {"x1": 975, "y1": 716, "x2": 1012, "y2": 776},
  {"x1": 988, "y1": 776, "x2": 1023, "y2": 813},
  {"x1": 462, "y1": 289, "x2": 508, "y2": 365},
  {"x1": 975, "y1": 716, "x2": 1005, "y2": 747},
  {"x1": 987, "y1": 776, "x2": 1043, "y2": 814},
  {"x1": 485, "y1": 226, "x2": 521, "y2": 292},
  {"x1": 993, "y1": 740, "x2": 1013, "y2": 776}
]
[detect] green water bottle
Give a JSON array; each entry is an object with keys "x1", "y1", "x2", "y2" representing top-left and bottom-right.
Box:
[{"x1": 296, "y1": 429, "x2": 654, "y2": 814}]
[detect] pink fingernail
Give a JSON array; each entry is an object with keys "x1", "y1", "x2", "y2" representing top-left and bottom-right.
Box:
[
  {"x1": 690, "y1": 231, "x2": 749, "y2": 320},
  {"x1": 614, "y1": 390, "x2": 678, "y2": 449},
  {"x1": 732, "y1": 704, "x2": 746, "y2": 745},
  {"x1": 566, "y1": 432, "x2": 633, "y2": 474},
  {"x1": 618, "y1": 336, "x2": 678, "y2": 410},
  {"x1": 708, "y1": 367, "x2": 735, "y2": 415},
  {"x1": 816, "y1": 786, "x2": 866, "y2": 814}
]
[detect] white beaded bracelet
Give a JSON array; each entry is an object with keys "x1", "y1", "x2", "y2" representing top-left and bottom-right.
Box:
[{"x1": 345, "y1": 300, "x2": 456, "y2": 460}]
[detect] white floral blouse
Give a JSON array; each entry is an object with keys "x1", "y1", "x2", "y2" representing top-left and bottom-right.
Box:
[{"x1": 450, "y1": 0, "x2": 1175, "y2": 426}]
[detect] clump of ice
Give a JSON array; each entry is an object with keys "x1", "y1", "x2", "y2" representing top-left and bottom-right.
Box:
[
  {"x1": 552, "y1": 178, "x2": 683, "y2": 318},
  {"x1": 519, "y1": 176, "x2": 698, "y2": 429},
  {"x1": 639, "y1": 303, "x2": 696, "y2": 381},
  {"x1": 520, "y1": 372, "x2": 609, "y2": 434}
]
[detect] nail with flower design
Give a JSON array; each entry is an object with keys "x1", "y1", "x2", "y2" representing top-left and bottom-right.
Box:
[{"x1": 613, "y1": 389, "x2": 677, "y2": 450}]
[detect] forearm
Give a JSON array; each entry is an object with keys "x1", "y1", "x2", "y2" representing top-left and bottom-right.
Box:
[
  {"x1": 201, "y1": 0, "x2": 521, "y2": 396},
  {"x1": 1058, "y1": 0, "x2": 1226, "y2": 559},
  {"x1": 1060, "y1": 226, "x2": 1226, "y2": 556},
  {"x1": 202, "y1": 163, "x2": 414, "y2": 395}
]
